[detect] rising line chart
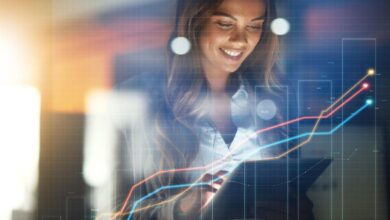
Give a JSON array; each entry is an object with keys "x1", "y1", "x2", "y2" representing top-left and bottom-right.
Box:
[
  {"x1": 126, "y1": 100, "x2": 372, "y2": 220},
  {"x1": 100, "y1": 70, "x2": 374, "y2": 220}
]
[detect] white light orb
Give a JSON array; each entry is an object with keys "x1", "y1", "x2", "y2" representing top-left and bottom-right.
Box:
[
  {"x1": 271, "y1": 18, "x2": 290, "y2": 36},
  {"x1": 366, "y1": 99, "x2": 373, "y2": 105},
  {"x1": 170, "y1": 37, "x2": 191, "y2": 55},
  {"x1": 256, "y1": 99, "x2": 277, "y2": 120}
]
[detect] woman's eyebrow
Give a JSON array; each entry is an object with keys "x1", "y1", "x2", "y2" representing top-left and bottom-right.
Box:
[
  {"x1": 212, "y1": 11, "x2": 237, "y2": 20},
  {"x1": 251, "y1": 15, "x2": 265, "y2": 22},
  {"x1": 212, "y1": 11, "x2": 265, "y2": 22}
]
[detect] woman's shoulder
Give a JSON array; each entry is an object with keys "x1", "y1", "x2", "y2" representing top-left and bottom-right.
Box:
[{"x1": 114, "y1": 71, "x2": 167, "y2": 111}]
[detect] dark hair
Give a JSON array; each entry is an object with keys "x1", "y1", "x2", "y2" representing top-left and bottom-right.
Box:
[
  {"x1": 155, "y1": 0, "x2": 226, "y2": 184},
  {"x1": 162, "y1": 0, "x2": 280, "y2": 168},
  {"x1": 144, "y1": 0, "x2": 280, "y2": 215},
  {"x1": 166, "y1": 0, "x2": 280, "y2": 125}
]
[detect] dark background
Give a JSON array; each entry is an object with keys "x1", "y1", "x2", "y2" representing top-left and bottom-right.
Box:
[{"x1": 37, "y1": 0, "x2": 390, "y2": 219}]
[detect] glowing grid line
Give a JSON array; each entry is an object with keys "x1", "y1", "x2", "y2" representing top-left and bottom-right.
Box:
[
  {"x1": 342, "y1": 37, "x2": 376, "y2": 220},
  {"x1": 125, "y1": 102, "x2": 371, "y2": 220},
  {"x1": 122, "y1": 87, "x2": 369, "y2": 218},
  {"x1": 101, "y1": 72, "x2": 372, "y2": 220},
  {"x1": 298, "y1": 79, "x2": 332, "y2": 220}
]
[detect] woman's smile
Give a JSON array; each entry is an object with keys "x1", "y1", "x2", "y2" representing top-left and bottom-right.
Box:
[
  {"x1": 219, "y1": 48, "x2": 244, "y2": 61},
  {"x1": 200, "y1": 0, "x2": 265, "y2": 82}
]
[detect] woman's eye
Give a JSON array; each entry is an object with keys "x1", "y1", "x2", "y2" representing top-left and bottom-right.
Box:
[
  {"x1": 247, "y1": 25, "x2": 263, "y2": 32},
  {"x1": 216, "y1": 21, "x2": 233, "y2": 29}
]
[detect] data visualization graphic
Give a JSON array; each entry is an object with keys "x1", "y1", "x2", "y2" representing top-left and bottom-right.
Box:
[{"x1": 101, "y1": 68, "x2": 376, "y2": 220}]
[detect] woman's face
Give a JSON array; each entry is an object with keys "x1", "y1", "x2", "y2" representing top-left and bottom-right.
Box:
[{"x1": 200, "y1": 0, "x2": 266, "y2": 76}]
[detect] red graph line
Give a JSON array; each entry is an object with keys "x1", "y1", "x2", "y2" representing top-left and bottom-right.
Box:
[
  {"x1": 254, "y1": 86, "x2": 366, "y2": 134},
  {"x1": 114, "y1": 83, "x2": 368, "y2": 217}
]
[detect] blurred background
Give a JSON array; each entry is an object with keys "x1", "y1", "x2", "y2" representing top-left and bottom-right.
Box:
[{"x1": 0, "y1": 0, "x2": 389, "y2": 219}]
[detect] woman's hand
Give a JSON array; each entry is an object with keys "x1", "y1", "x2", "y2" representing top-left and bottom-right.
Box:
[{"x1": 176, "y1": 170, "x2": 227, "y2": 219}]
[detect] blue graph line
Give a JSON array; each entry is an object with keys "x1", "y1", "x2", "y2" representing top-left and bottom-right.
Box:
[{"x1": 127, "y1": 102, "x2": 370, "y2": 220}]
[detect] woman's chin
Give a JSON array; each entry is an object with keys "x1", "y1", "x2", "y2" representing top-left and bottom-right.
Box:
[{"x1": 224, "y1": 65, "x2": 241, "y2": 74}]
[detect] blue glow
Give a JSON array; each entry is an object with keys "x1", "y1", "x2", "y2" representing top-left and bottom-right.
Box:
[
  {"x1": 365, "y1": 99, "x2": 373, "y2": 105},
  {"x1": 127, "y1": 102, "x2": 369, "y2": 220}
]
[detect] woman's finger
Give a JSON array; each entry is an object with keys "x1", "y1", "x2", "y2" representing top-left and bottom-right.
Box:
[
  {"x1": 198, "y1": 184, "x2": 218, "y2": 193},
  {"x1": 201, "y1": 173, "x2": 213, "y2": 182},
  {"x1": 211, "y1": 170, "x2": 228, "y2": 184},
  {"x1": 214, "y1": 170, "x2": 228, "y2": 177}
]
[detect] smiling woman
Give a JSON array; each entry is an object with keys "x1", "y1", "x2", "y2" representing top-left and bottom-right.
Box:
[
  {"x1": 112, "y1": 0, "x2": 314, "y2": 219},
  {"x1": 200, "y1": 0, "x2": 265, "y2": 81}
]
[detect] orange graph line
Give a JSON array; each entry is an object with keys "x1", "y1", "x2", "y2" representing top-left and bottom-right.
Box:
[
  {"x1": 103, "y1": 71, "x2": 372, "y2": 219},
  {"x1": 112, "y1": 82, "x2": 368, "y2": 217}
]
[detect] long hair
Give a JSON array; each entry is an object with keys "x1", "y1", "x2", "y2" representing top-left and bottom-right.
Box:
[
  {"x1": 148, "y1": 0, "x2": 280, "y2": 210},
  {"x1": 166, "y1": 0, "x2": 280, "y2": 122},
  {"x1": 161, "y1": 0, "x2": 280, "y2": 167},
  {"x1": 154, "y1": 0, "x2": 226, "y2": 186}
]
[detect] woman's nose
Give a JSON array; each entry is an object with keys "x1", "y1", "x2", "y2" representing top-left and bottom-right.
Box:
[{"x1": 229, "y1": 29, "x2": 248, "y2": 47}]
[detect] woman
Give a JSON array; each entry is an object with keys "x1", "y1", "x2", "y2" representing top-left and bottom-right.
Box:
[{"x1": 117, "y1": 0, "x2": 313, "y2": 219}]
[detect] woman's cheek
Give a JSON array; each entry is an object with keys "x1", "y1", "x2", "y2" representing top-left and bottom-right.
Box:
[{"x1": 248, "y1": 35, "x2": 261, "y2": 52}]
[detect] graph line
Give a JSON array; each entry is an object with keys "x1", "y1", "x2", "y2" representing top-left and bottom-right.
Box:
[
  {"x1": 122, "y1": 90, "x2": 372, "y2": 217},
  {"x1": 103, "y1": 72, "x2": 373, "y2": 220},
  {"x1": 124, "y1": 102, "x2": 371, "y2": 220}
]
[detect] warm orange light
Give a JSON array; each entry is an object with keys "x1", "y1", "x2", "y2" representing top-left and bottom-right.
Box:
[{"x1": 0, "y1": 24, "x2": 37, "y2": 85}]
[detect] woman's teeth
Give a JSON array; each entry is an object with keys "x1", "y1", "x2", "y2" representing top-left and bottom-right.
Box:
[{"x1": 222, "y1": 49, "x2": 242, "y2": 57}]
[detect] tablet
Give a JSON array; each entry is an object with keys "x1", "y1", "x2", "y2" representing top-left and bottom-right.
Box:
[{"x1": 201, "y1": 158, "x2": 331, "y2": 219}]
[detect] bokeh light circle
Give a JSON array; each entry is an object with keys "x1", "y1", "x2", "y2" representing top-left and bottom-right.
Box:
[
  {"x1": 170, "y1": 37, "x2": 191, "y2": 55},
  {"x1": 256, "y1": 99, "x2": 277, "y2": 120},
  {"x1": 271, "y1": 18, "x2": 290, "y2": 36}
]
